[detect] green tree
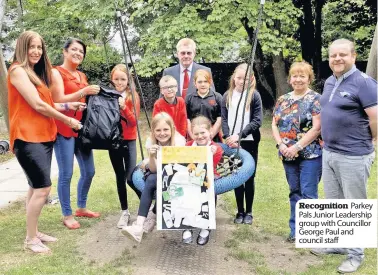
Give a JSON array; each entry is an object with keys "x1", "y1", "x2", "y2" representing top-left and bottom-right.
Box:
[
  {"x1": 3, "y1": 0, "x2": 124, "y2": 81},
  {"x1": 322, "y1": 0, "x2": 377, "y2": 60},
  {"x1": 128, "y1": 0, "x2": 301, "y2": 101}
]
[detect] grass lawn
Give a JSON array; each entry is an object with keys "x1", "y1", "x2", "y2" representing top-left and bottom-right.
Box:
[{"x1": 0, "y1": 115, "x2": 376, "y2": 275}]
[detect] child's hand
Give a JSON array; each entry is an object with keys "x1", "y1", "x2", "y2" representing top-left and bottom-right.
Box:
[
  {"x1": 210, "y1": 145, "x2": 217, "y2": 155},
  {"x1": 225, "y1": 134, "x2": 239, "y2": 146},
  {"x1": 118, "y1": 97, "x2": 126, "y2": 110},
  {"x1": 149, "y1": 144, "x2": 160, "y2": 157},
  {"x1": 229, "y1": 142, "x2": 239, "y2": 148}
]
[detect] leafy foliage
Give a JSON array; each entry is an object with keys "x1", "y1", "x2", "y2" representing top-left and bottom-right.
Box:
[
  {"x1": 322, "y1": 0, "x2": 376, "y2": 60},
  {"x1": 127, "y1": 0, "x2": 301, "y2": 76}
]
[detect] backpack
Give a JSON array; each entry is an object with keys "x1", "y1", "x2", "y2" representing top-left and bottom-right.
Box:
[{"x1": 78, "y1": 84, "x2": 126, "y2": 150}]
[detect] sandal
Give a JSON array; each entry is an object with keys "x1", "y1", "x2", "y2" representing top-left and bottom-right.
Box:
[
  {"x1": 37, "y1": 232, "x2": 58, "y2": 243},
  {"x1": 75, "y1": 209, "x2": 101, "y2": 218},
  {"x1": 63, "y1": 219, "x2": 81, "y2": 230},
  {"x1": 24, "y1": 237, "x2": 51, "y2": 254}
]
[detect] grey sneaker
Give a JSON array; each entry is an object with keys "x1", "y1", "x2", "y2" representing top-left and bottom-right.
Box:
[
  {"x1": 117, "y1": 210, "x2": 130, "y2": 229},
  {"x1": 311, "y1": 248, "x2": 347, "y2": 256},
  {"x1": 121, "y1": 222, "x2": 144, "y2": 243},
  {"x1": 337, "y1": 256, "x2": 363, "y2": 273},
  {"x1": 143, "y1": 211, "x2": 156, "y2": 233}
]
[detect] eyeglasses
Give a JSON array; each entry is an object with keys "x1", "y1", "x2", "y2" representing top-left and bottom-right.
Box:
[
  {"x1": 179, "y1": 51, "x2": 193, "y2": 56},
  {"x1": 160, "y1": 85, "x2": 177, "y2": 91}
]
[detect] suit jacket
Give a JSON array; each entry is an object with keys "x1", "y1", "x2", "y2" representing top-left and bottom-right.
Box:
[{"x1": 162, "y1": 62, "x2": 216, "y2": 99}]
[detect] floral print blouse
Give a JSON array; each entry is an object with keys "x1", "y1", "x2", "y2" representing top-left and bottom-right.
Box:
[{"x1": 273, "y1": 90, "x2": 322, "y2": 161}]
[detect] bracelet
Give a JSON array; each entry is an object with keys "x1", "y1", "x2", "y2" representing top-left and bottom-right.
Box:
[
  {"x1": 79, "y1": 91, "x2": 85, "y2": 99},
  {"x1": 64, "y1": 103, "x2": 69, "y2": 111},
  {"x1": 294, "y1": 142, "x2": 304, "y2": 150}
]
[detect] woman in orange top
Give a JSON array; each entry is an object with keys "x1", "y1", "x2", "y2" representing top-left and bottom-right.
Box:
[
  {"x1": 109, "y1": 64, "x2": 142, "y2": 229},
  {"x1": 8, "y1": 31, "x2": 83, "y2": 253},
  {"x1": 50, "y1": 38, "x2": 100, "y2": 230}
]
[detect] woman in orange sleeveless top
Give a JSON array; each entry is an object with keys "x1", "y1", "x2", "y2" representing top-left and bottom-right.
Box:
[
  {"x1": 50, "y1": 38, "x2": 100, "y2": 230},
  {"x1": 8, "y1": 31, "x2": 84, "y2": 253}
]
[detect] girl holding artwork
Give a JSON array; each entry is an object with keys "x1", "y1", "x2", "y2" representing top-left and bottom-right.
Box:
[
  {"x1": 121, "y1": 112, "x2": 185, "y2": 242},
  {"x1": 183, "y1": 116, "x2": 223, "y2": 245}
]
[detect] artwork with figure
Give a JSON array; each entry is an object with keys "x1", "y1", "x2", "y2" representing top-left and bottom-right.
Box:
[{"x1": 157, "y1": 146, "x2": 216, "y2": 230}]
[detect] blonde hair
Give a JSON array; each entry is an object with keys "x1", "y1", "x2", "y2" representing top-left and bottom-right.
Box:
[
  {"x1": 226, "y1": 63, "x2": 256, "y2": 111},
  {"x1": 176, "y1": 38, "x2": 196, "y2": 52},
  {"x1": 151, "y1": 112, "x2": 176, "y2": 146},
  {"x1": 194, "y1": 69, "x2": 213, "y2": 86},
  {"x1": 159, "y1": 75, "x2": 178, "y2": 87},
  {"x1": 288, "y1": 61, "x2": 315, "y2": 84},
  {"x1": 12, "y1": 31, "x2": 52, "y2": 87},
  {"x1": 191, "y1": 116, "x2": 212, "y2": 131},
  {"x1": 329, "y1": 39, "x2": 355, "y2": 54},
  {"x1": 110, "y1": 64, "x2": 138, "y2": 103}
]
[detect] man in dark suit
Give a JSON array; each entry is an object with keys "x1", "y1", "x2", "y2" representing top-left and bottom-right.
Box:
[{"x1": 162, "y1": 38, "x2": 215, "y2": 99}]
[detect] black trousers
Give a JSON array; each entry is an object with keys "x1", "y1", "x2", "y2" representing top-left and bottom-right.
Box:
[
  {"x1": 234, "y1": 139, "x2": 259, "y2": 214},
  {"x1": 108, "y1": 140, "x2": 141, "y2": 210}
]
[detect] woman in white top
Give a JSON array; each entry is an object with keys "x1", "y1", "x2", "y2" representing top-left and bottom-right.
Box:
[{"x1": 220, "y1": 63, "x2": 263, "y2": 225}]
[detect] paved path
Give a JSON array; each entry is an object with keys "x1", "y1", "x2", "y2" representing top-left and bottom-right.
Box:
[
  {"x1": 78, "y1": 207, "x2": 251, "y2": 275},
  {"x1": 0, "y1": 153, "x2": 59, "y2": 209}
]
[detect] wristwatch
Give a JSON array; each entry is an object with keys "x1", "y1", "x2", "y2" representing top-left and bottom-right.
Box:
[{"x1": 276, "y1": 142, "x2": 282, "y2": 149}]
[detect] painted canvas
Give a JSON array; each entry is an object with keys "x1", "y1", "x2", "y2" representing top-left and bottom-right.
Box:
[{"x1": 156, "y1": 146, "x2": 216, "y2": 230}]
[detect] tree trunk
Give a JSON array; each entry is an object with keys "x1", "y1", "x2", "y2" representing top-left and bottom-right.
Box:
[
  {"x1": 0, "y1": 0, "x2": 9, "y2": 131},
  {"x1": 271, "y1": 13, "x2": 289, "y2": 99},
  {"x1": 366, "y1": 23, "x2": 377, "y2": 80},
  {"x1": 314, "y1": 0, "x2": 325, "y2": 81},
  {"x1": 294, "y1": 0, "x2": 315, "y2": 65},
  {"x1": 272, "y1": 52, "x2": 290, "y2": 98}
]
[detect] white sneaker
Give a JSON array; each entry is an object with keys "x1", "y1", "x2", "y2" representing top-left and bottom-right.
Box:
[
  {"x1": 121, "y1": 222, "x2": 144, "y2": 243},
  {"x1": 143, "y1": 211, "x2": 156, "y2": 233},
  {"x1": 117, "y1": 210, "x2": 130, "y2": 229}
]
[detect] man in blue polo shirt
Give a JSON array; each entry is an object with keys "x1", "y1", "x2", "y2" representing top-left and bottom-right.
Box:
[{"x1": 311, "y1": 39, "x2": 377, "y2": 273}]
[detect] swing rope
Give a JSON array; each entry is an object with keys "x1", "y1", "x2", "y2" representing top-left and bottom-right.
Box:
[
  {"x1": 218, "y1": 0, "x2": 265, "y2": 175},
  {"x1": 232, "y1": 0, "x2": 265, "y2": 158},
  {"x1": 116, "y1": 10, "x2": 146, "y2": 160}
]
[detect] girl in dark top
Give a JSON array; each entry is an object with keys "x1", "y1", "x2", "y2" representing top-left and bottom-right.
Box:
[
  {"x1": 186, "y1": 69, "x2": 223, "y2": 141},
  {"x1": 221, "y1": 63, "x2": 263, "y2": 225}
]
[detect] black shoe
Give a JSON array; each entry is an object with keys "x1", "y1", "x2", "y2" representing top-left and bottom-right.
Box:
[
  {"x1": 286, "y1": 235, "x2": 295, "y2": 243},
  {"x1": 197, "y1": 230, "x2": 210, "y2": 246},
  {"x1": 243, "y1": 213, "x2": 253, "y2": 225},
  {"x1": 182, "y1": 230, "x2": 193, "y2": 244},
  {"x1": 234, "y1": 212, "x2": 244, "y2": 224}
]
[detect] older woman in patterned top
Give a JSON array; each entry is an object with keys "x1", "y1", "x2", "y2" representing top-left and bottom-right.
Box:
[{"x1": 272, "y1": 61, "x2": 322, "y2": 243}]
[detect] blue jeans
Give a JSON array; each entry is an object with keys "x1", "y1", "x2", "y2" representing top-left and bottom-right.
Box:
[
  {"x1": 54, "y1": 134, "x2": 95, "y2": 216},
  {"x1": 283, "y1": 156, "x2": 322, "y2": 237}
]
